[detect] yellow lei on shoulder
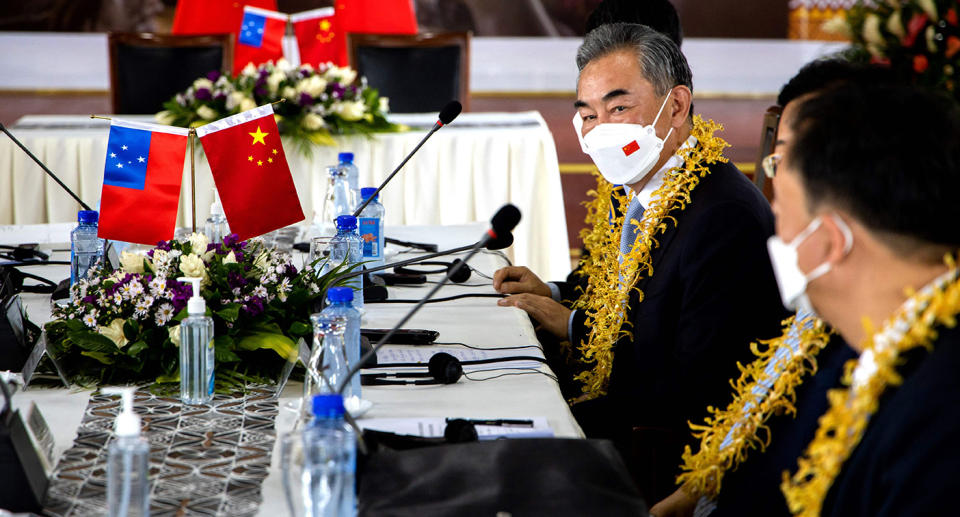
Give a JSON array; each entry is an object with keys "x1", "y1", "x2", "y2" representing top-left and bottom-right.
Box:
[
  {"x1": 570, "y1": 116, "x2": 729, "y2": 401},
  {"x1": 676, "y1": 313, "x2": 833, "y2": 499},
  {"x1": 781, "y1": 260, "x2": 960, "y2": 516}
]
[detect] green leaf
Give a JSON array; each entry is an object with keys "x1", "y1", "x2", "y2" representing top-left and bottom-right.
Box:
[
  {"x1": 236, "y1": 330, "x2": 296, "y2": 361},
  {"x1": 67, "y1": 330, "x2": 120, "y2": 354},
  {"x1": 80, "y1": 350, "x2": 115, "y2": 365},
  {"x1": 123, "y1": 319, "x2": 140, "y2": 341},
  {"x1": 126, "y1": 340, "x2": 149, "y2": 357},
  {"x1": 173, "y1": 307, "x2": 189, "y2": 323},
  {"x1": 156, "y1": 373, "x2": 180, "y2": 383},
  {"x1": 216, "y1": 303, "x2": 241, "y2": 323},
  {"x1": 214, "y1": 335, "x2": 241, "y2": 362},
  {"x1": 288, "y1": 321, "x2": 311, "y2": 337}
]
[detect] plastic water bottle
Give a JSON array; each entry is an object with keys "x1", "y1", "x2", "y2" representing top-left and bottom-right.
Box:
[
  {"x1": 204, "y1": 189, "x2": 229, "y2": 244},
  {"x1": 307, "y1": 314, "x2": 348, "y2": 402},
  {"x1": 177, "y1": 277, "x2": 215, "y2": 405},
  {"x1": 320, "y1": 166, "x2": 353, "y2": 237},
  {"x1": 357, "y1": 188, "x2": 385, "y2": 269},
  {"x1": 329, "y1": 216, "x2": 364, "y2": 311},
  {"x1": 70, "y1": 210, "x2": 104, "y2": 290},
  {"x1": 337, "y1": 152, "x2": 360, "y2": 207},
  {"x1": 103, "y1": 387, "x2": 149, "y2": 517},
  {"x1": 303, "y1": 394, "x2": 356, "y2": 517},
  {"x1": 320, "y1": 287, "x2": 361, "y2": 400}
]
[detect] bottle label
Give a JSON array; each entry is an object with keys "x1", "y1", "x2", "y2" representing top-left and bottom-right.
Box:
[{"x1": 359, "y1": 217, "x2": 381, "y2": 258}]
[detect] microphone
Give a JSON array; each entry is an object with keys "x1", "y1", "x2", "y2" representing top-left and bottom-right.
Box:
[
  {"x1": 337, "y1": 204, "x2": 521, "y2": 394},
  {"x1": 352, "y1": 100, "x2": 462, "y2": 217}
]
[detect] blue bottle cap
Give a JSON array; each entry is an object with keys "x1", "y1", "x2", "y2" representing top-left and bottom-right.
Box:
[
  {"x1": 312, "y1": 394, "x2": 345, "y2": 418},
  {"x1": 360, "y1": 187, "x2": 378, "y2": 201},
  {"x1": 336, "y1": 215, "x2": 357, "y2": 231},
  {"x1": 327, "y1": 286, "x2": 354, "y2": 303},
  {"x1": 78, "y1": 210, "x2": 98, "y2": 224},
  {"x1": 338, "y1": 152, "x2": 354, "y2": 163}
]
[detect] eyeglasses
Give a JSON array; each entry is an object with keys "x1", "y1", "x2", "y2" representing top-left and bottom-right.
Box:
[{"x1": 761, "y1": 153, "x2": 782, "y2": 179}]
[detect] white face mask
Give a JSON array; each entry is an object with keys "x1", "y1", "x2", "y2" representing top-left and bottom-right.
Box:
[
  {"x1": 573, "y1": 92, "x2": 674, "y2": 186},
  {"x1": 766, "y1": 215, "x2": 853, "y2": 313}
]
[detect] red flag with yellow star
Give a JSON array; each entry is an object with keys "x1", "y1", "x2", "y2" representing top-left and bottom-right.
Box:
[
  {"x1": 336, "y1": 0, "x2": 417, "y2": 35},
  {"x1": 196, "y1": 105, "x2": 304, "y2": 240},
  {"x1": 291, "y1": 7, "x2": 348, "y2": 67}
]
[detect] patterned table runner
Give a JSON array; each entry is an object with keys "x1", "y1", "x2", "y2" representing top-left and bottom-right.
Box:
[{"x1": 43, "y1": 385, "x2": 279, "y2": 516}]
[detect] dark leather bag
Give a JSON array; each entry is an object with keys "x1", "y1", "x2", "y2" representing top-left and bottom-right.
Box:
[{"x1": 358, "y1": 438, "x2": 649, "y2": 517}]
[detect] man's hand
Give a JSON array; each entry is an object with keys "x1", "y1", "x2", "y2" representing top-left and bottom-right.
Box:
[
  {"x1": 493, "y1": 266, "x2": 551, "y2": 297},
  {"x1": 498, "y1": 293, "x2": 571, "y2": 338},
  {"x1": 648, "y1": 484, "x2": 698, "y2": 517}
]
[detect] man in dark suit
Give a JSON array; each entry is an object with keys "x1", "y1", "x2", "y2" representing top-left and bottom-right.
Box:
[{"x1": 493, "y1": 23, "x2": 786, "y2": 501}]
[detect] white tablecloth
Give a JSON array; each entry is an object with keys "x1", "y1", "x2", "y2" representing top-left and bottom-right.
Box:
[
  {"x1": 0, "y1": 112, "x2": 570, "y2": 280},
  {"x1": 8, "y1": 222, "x2": 583, "y2": 516}
]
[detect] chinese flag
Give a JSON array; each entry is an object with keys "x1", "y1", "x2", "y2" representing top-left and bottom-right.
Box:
[
  {"x1": 335, "y1": 0, "x2": 418, "y2": 35},
  {"x1": 197, "y1": 105, "x2": 305, "y2": 240},
  {"x1": 291, "y1": 7, "x2": 348, "y2": 67},
  {"x1": 172, "y1": 0, "x2": 278, "y2": 35},
  {"x1": 233, "y1": 6, "x2": 288, "y2": 76},
  {"x1": 99, "y1": 120, "x2": 189, "y2": 245}
]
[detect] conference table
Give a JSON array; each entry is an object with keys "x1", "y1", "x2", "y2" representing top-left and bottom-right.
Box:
[
  {"x1": 0, "y1": 112, "x2": 570, "y2": 281},
  {"x1": 5, "y1": 222, "x2": 582, "y2": 516}
]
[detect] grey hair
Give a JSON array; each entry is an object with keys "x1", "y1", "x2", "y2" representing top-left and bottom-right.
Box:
[{"x1": 576, "y1": 23, "x2": 693, "y2": 96}]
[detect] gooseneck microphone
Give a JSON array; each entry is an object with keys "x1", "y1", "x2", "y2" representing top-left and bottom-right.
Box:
[
  {"x1": 352, "y1": 100, "x2": 462, "y2": 217},
  {"x1": 337, "y1": 204, "x2": 522, "y2": 394},
  {"x1": 0, "y1": 123, "x2": 93, "y2": 211}
]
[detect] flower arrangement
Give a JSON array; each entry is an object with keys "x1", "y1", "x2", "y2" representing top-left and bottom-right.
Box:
[
  {"x1": 156, "y1": 59, "x2": 403, "y2": 152},
  {"x1": 42, "y1": 232, "x2": 348, "y2": 389},
  {"x1": 841, "y1": 0, "x2": 960, "y2": 98}
]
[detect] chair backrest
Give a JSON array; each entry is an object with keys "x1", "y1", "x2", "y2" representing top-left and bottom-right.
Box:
[
  {"x1": 753, "y1": 105, "x2": 782, "y2": 202},
  {"x1": 108, "y1": 33, "x2": 233, "y2": 115},
  {"x1": 347, "y1": 32, "x2": 471, "y2": 113}
]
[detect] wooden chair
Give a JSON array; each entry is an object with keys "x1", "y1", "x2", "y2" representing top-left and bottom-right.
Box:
[
  {"x1": 753, "y1": 105, "x2": 782, "y2": 203},
  {"x1": 347, "y1": 32, "x2": 471, "y2": 113},
  {"x1": 108, "y1": 33, "x2": 233, "y2": 114}
]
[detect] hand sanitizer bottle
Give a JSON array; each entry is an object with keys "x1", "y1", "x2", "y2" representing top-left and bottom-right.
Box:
[
  {"x1": 177, "y1": 277, "x2": 215, "y2": 405},
  {"x1": 103, "y1": 387, "x2": 150, "y2": 517},
  {"x1": 204, "y1": 189, "x2": 229, "y2": 245}
]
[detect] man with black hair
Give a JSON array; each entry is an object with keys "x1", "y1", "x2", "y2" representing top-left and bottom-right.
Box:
[{"x1": 585, "y1": 0, "x2": 683, "y2": 46}]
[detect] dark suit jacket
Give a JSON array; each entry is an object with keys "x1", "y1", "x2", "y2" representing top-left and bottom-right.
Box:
[
  {"x1": 554, "y1": 160, "x2": 788, "y2": 501},
  {"x1": 821, "y1": 323, "x2": 960, "y2": 516}
]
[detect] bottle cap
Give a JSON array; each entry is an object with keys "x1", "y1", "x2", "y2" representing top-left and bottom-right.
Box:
[
  {"x1": 177, "y1": 276, "x2": 205, "y2": 315},
  {"x1": 327, "y1": 165, "x2": 344, "y2": 177},
  {"x1": 338, "y1": 152, "x2": 354, "y2": 163},
  {"x1": 327, "y1": 286, "x2": 354, "y2": 303},
  {"x1": 360, "y1": 187, "x2": 379, "y2": 201},
  {"x1": 78, "y1": 210, "x2": 99, "y2": 224},
  {"x1": 335, "y1": 215, "x2": 357, "y2": 231},
  {"x1": 101, "y1": 387, "x2": 141, "y2": 437},
  {"x1": 312, "y1": 394, "x2": 345, "y2": 419}
]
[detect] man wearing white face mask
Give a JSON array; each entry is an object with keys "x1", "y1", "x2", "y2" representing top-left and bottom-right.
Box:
[{"x1": 494, "y1": 23, "x2": 786, "y2": 501}]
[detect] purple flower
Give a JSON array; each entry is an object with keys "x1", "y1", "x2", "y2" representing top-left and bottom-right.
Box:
[
  {"x1": 300, "y1": 69, "x2": 311, "y2": 78},
  {"x1": 206, "y1": 70, "x2": 221, "y2": 82},
  {"x1": 331, "y1": 83, "x2": 346, "y2": 98},
  {"x1": 227, "y1": 271, "x2": 248, "y2": 289},
  {"x1": 254, "y1": 86, "x2": 268, "y2": 97},
  {"x1": 155, "y1": 240, "x2": 172, "y2": 252},
  {"x1": 285, "y1": 264, "x2": 298, "y2": 277},
  {"x1": 298, "y1": 92, "x2": 314, "y2": 106},
  {"x1": 259, "y1": 69, "x2": 270, "y2": 79},
  {"x1": 194, "y1": 88, "x2": 212, "y2": 101},
  {"x1": 223, "y1": 234, "x2": 240, "y2": 247},
  {"x1": 82, "y1": 295, "x2": 96, "y2": 304},
  {"x1": 242, "y1": 296, "x2": 265, "y2": 317},
  {"x1": 214, "y1": 91, "x2": 226, "y2": 101}
]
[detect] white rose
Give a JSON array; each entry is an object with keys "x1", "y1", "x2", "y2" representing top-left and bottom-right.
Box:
[
  {"x1": 242, "y1": 62, "x2": 258, "y2": 77},
  {"x1": 192, "y1": 77, "x2": 214, "y2": 91},
  {"x1": 378, "y1": 97, "x2": 390, "y2": 114},
  {"x1": 339, "y1": 68, "x2": 357, "y2": 85},
  {"x1": 196, "y1": 105, "x2": 218, "y2": 121},
  {"x1": 188, "y1": 232, "x2": 210, "y2": 256},
  {"x1": 276, "y1": 58, "x2": 293, "y2": 73},
  {"x1": 168, "y1": 325, "x2": 181, "y2": 347},
  {"x1": 299, "y1": 63, "x2": 315, "y2": 74},
  {"x1": 155, "y1": 110, "x2": 176, "y2": 125},
  {"x1": 223, "y1": 250, "x2": 237, "y2": 264},
  {"x1": 226, "y1": 91, "x2": 245, "y2": 111},
  {"x1": 334, "y1": 100, "x2": 366, "y2": 121},
  {"x1": 885, "y1": 10, "x2": 905, "y2": 39},
  {"x1": 119, "y1": 251, "x2": 145, "y2": 274},
  {"x1": 179, "y1": 253, "x2": 208, "y2": 281},
  {"x1": 918, "y1": 0, "x2": 938, "y2": 20},
  {"x1": 282, "y1": 86, "x2": 297, "y2": 101},
  {"x1": 99, "y1": 318, "x2": 128, "y2": 349},
  {"x1": 240, "y1": 97, "x2": 257, "y2": 112},
  {"x1": 267, "y1": 71, "x2": 285, "y2": 95},
  {"x1": 253, "y1": 250, "x2": 270, "y2": 272},
  {"x1": 862, "y1": 14, "x2": 884, "y2": 47},
  {"x1": 298, "y1": 75, "x2": 328, "y2": 97},
  {"x1": 302, "y1": 112, "x2": 326, "y2": 130}
]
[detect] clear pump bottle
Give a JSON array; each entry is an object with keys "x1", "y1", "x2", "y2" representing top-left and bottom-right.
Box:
[
  {"x1": 177, "y1": 277, "x2": 215, "y2": 405},
  {"x1": 204, "y1": 189, "x2": 229, "y2": 245},
  {"x1": 103, "y1": 387, "x2": 150, "y2": 517}
]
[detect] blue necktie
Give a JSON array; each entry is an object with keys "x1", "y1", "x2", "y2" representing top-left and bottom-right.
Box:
[{"x1": 619, "y1": 197, "x2": 645, "y2": 258}]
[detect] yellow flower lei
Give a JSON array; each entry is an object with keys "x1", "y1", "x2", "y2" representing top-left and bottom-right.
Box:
[
  {"x1": 676, "y1": 313, "x2": 833, "y2": 499},
  {"x1": 569, "y1": 116, "x2": 729, "y2": 401},
  {"x1": 781, "y1": 260, "x2": 960, "y2": 517}
]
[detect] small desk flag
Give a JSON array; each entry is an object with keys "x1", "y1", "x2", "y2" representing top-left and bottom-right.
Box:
[
  {"x1": 233, "y1": 6, "x2": 288, "y2": 75},
  {"x1": 336, "y1": 0, "x2": 418, "y2": 35},
  {"x1": 98, "y1": 120, "x2": 189, "y2": 245},
  {"x1": 196, "y1": 105, "x2": 305, "y2": 240},
  {"x1": 291, "y1": 7, "x2": 348, "y2": 67},
  {"x1": 172, "y1": 0, "x2": 278, "y2": 35}
]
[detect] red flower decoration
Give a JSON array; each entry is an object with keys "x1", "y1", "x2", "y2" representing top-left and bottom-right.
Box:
[
  {"x1": 948, "y1": 36, "x2": 960, "y2": 59},
  {"x1": 946, "y1": 9, "x2": 959, "y2": 27},
  {"x1": 914, "y1": 54, "x2": 930, "y2": 73},
  {"x1": 904, "y1": 13, "x2": 929, "y2": 47}
]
